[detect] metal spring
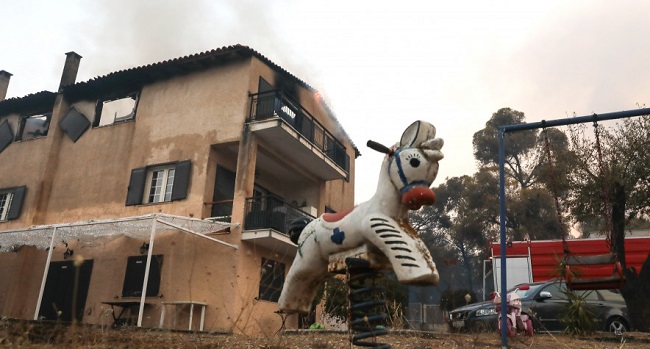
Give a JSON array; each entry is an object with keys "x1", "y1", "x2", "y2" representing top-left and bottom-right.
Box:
[{"x1": 346, "y1": 257, "x2": 391, "y2": 349}]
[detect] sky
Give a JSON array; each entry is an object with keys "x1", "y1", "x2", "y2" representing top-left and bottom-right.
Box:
[{"x1": 2, "y1": 0, "x2": 650, "y2": 203}]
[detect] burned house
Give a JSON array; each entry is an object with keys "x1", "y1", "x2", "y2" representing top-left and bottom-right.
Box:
[{"x1": 0, "y1": 45, "x2": 358, "y2": 335}]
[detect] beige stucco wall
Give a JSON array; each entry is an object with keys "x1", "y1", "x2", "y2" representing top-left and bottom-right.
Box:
[{"x1": 0, "y1": 54, "x2": 357, "y2": 335}]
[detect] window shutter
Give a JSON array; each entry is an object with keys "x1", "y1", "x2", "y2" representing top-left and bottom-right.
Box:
[
  {"x1": 0, "y1": 120, "x2": 13, "y2": 153},
  {"x1": 7, "y1": 186, "x2": 26, "y2": 220},
  {"x1": 59, "y1": 107, "x2": 90, "y2": 143},
  {"x1": 126, "y1": 167, "x2": 146, "y2": 206},
  {"x1": 171, "y1": 160, "x2": 191, "y2": 201}
]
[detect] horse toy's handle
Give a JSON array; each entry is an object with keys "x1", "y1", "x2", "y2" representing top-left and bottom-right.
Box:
[{"x1": 366, "y1": 140, "x2": 392, "y2": 154}]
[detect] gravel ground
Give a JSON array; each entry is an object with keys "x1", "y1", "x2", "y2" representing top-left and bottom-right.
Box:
[{"x1": 2, "y1": 319, "x2": 649, "y2": 348}]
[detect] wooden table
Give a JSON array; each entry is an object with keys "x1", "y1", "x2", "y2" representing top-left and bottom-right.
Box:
[{"x1": 159, "y1": 301, "x2": 207, "y2": 331}]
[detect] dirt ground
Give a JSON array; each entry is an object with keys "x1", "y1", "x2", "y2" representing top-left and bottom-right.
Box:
[{"x1": 2, "y1": 319, "x2": 649, "y2": 348}]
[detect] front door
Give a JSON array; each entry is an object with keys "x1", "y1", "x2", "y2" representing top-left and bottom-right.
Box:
[{"x1": 38, "y1": 259, "x2": 94, "y2": 322}]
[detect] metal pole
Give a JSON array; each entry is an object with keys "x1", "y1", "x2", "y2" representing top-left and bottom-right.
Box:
[
  {"x1": 500, "y1": 107, "x2": 650, "y2": 133},
  {"x1": 157, "y1": 218, "x2": 238, "y2": 249},
  {"x1": 34, "y1": 227, "x2": 57, "y2": 320},
  {"x1": 137, "y1": 218, "x2": 157, "y2": 327},
  {"x1": 498, "y1": 128, "x2": 508, "y2": 348}
]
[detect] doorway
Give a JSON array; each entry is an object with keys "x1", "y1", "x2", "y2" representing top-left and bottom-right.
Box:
[{"x1": 38, "y1": 259, "x2": 94, "y2": 322}]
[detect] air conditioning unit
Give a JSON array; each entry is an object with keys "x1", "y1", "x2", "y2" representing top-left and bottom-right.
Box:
[{"x1": 300, "y1": 206, "x2": 317, "y2": 217}]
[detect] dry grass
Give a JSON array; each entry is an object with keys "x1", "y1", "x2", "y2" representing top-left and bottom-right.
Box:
[{"x1": 1, "y1": 318, "x2": 649, "y2": 348}]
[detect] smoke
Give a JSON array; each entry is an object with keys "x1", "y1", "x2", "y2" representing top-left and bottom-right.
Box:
[{"x1": 77, "y1": 0, "x2": 321, "y2": 91}]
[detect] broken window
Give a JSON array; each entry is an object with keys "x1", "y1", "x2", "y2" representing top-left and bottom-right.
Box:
[
  {"x1": 94, "y1": 92, "x2": 138, "y2": 127},
  {"x1": 125, "y1": 160, "x2": 191, "y2": 206},
  {"x1": 0, "y1": 186, "x2": 26, "y2": 221},
  {"x1": 17, "y1": 113, "x2": 51, "y2": 141},
  {"x1": 258, "y1": 258, "x2": 285, "y2": 302}
]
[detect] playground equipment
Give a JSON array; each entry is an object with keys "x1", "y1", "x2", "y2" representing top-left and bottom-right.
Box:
[
  {"x1": 497, "y1": 107, "x2": 650, "y2": 348},
  {"x1": 541, "y1": 119, "x2": 624, "y2": 291},
  {"x1": 494, "y1": 286, "x2": 533, "y2": 337},
  {"x1": 278, "y1": 120, "x2": 444, "y2": 347}
]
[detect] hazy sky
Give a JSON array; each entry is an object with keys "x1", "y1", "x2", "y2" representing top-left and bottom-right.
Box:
[{"x1": 2, "y1": 0, "x2": 649, "y2": 203}]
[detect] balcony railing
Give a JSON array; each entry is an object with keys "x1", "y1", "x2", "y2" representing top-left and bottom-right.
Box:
[
  {"x1": 248, "y1": 90, "x2": 350, "y2": 174},
  {"x1": 244, "y1": 195, "x2": 314, "y2": 236}
]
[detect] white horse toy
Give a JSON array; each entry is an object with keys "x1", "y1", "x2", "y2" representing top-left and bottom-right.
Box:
[{"x1": 278, "y1": 120, "x2": 444, "y2": 313}]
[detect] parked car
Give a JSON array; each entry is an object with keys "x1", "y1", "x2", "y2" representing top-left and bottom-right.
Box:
[{"x1": 448, "y1": 280, "x2": 632, "y2": 333}]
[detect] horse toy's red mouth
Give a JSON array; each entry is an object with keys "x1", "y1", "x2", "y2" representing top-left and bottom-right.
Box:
[{"x1": 402, "y1": 186, "x2": 436, "y2": 210}]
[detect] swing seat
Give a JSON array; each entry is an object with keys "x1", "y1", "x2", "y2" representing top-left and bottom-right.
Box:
[{"x1": 565, "y1": 253, "x2": 625, "y2": 291}]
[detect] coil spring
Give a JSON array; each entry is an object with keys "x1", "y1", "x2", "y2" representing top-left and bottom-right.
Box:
[{"x1": 346, "y1": 257, "x2": 391, "y2": 349}]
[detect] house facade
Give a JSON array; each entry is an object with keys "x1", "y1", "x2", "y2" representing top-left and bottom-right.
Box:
[{"x1": 0, "y1": 45, "x2": 358, "y2": 336}]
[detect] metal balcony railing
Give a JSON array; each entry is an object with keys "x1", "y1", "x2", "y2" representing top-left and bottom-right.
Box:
[
  {"x1": 248, "y1": 90, "x2": 350, "y2": 174},
  {"x1": 244, "y1": 195, "x2": 314, "y2": 236}
]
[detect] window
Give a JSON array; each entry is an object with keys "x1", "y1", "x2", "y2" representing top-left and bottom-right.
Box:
[
  {"x1": 540, "y1": 282, "x2": 568, "y2": 300},
  {"x1": 125, "y1": 160, "x2": 191, "y2": 206},
  {"x1": 211, "y1": 166, "x2": 236, "y2": 219},
  {"x1": 0, "y1": 186, "x2": 26, "y2": 221},
  {"x1": 0, "y1": 191, "x2": 13, "y2": 221},
  {"x1": 122, "y1": 255, "x2": 163, "y2": 297},
  {"x1": 17, "y1": 113, "x2": 51, "y2": 141},
  {"x1": 258, "y1": 258, "x2": 285, "y2": 302},
  {"x1": 144, "y1": 165, "x2": 176, "y2": 203},
  {"x1": 94, "y1": 92, "x2": 138, "y2": 127}
]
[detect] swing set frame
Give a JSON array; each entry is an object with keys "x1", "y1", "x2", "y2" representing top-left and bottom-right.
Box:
[{"x1": 496, "y1": 107, "x2": 650, "y2": 348}]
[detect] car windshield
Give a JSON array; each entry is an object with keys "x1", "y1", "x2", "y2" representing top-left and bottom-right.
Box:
[{"x1": 510, "y1": 283, "x2": 543, "y2": 298}]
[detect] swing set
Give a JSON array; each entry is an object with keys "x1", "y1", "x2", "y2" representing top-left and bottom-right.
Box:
[
  {"x1": 541, "y1": 118, "x2": 624, "y2": 291},
  {"x1": 496, "y1": 107, "x2": 650, "y2": 348}
]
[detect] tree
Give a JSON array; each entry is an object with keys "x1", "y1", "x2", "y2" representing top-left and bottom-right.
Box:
[
  {"x1": 566, "y1": 115, "x2": 650, "y2": 331},
  {"x1": 473, "y1": 108, "x2": 540, "y2": 188}
]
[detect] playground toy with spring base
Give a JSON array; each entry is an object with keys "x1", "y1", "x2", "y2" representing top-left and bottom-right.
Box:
[{"x1": 278, "y1": 120, "x2": 444, "y2": 314}]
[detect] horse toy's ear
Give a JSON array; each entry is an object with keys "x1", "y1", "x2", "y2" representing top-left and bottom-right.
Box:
[{"x1": 400, "y1": 120, "x2": 437, "y2": 148}]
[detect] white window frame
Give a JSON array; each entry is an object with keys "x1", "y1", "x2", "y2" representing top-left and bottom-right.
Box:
[
  {"x1": 0, "y1": 190, "x2": 13, "y2": 221},
  {"x1": 143, "y1": 165, "x2": 176, "y2": 204}
]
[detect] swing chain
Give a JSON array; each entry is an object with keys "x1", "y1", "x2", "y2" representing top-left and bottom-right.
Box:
[
  {"x1": 542, "y1": 125, "x2": 570, "y2": 256},
  {"x1": 592, "y1": 118, "x2": 614, "y2": 251}
]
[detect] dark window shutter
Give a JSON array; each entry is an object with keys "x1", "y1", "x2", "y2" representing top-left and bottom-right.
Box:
[
  {"x1": 122, "y1": 255, "x2": 163, "y2": 297},
  {"x1": 171, "y1": 160, "x2": 191, "y2": 201},
  {"x1": 0, "y1": 120, "x2": 13, "y2": 153},
  {"x1": 59, "y1": 107, "x2": 90, "y2": 143},
  {"x1": 126, "y1": 167, "x2": 146, "y2": 206},
  {"x1": 7, "y1": 186, "x2": 26, "y2": 220}
]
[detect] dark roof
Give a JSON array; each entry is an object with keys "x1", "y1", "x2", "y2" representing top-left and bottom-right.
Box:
[
  {"x1": 63, "y1": 44, "x2": 314, "y2": 100},
  {"x1": 0, "y1": 91, "x2": 57, "y2": 116},
  {"x1": 1, "y1": 44, "x2": 359, "y2": 155}
]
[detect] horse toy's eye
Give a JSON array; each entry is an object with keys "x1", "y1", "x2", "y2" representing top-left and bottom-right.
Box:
[{"x1": 409, "y1": 158, "x2": 420, "y2": 168}]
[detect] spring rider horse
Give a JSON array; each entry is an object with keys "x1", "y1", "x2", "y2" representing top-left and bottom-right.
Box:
[{"x1": 278, "y1": 120, "x2": 444, "y2": 317}]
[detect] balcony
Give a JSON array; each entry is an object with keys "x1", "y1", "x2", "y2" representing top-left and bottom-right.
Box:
[
  {"x1": 241, "y1": 195, "x2": 315, "y2": 256},
  {"x1": 248, "y1": 90, "x2": 349, "y2": 181}
]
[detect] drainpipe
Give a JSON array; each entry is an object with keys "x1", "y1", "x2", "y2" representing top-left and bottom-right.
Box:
[{"x1": 0, "y1": 70, "x2": 12, "y2": 101}]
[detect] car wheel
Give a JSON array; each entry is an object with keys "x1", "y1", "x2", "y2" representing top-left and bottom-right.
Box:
[
  {"x1": 470, "y1": 321, "x2": 488, "y2": 333},
  {"x1": 606, "y1": 317, "x2": 628, "y2": 334}
]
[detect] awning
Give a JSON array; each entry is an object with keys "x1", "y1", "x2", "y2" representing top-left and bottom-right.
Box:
[{"x1": 0, "y1": 213, "x2": 239, "y2": 326}]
